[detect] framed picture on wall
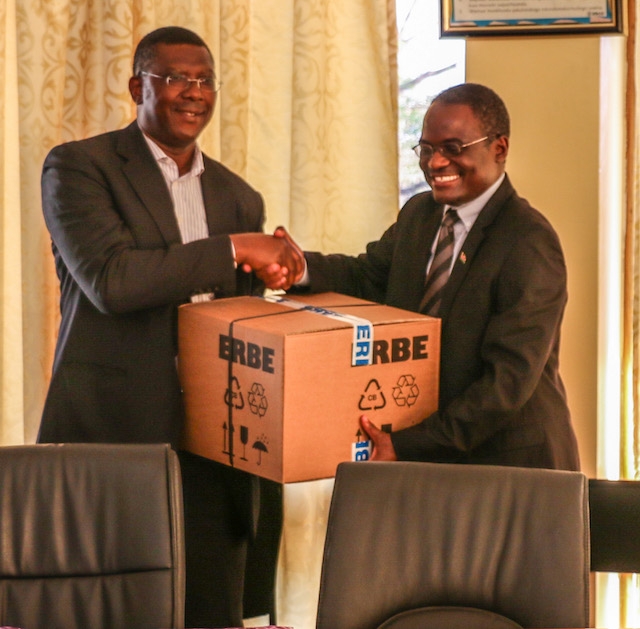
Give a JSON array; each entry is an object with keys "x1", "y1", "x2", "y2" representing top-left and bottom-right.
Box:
[{"x1": 440, "y1": 0, "x2": 623, "y2": 37}]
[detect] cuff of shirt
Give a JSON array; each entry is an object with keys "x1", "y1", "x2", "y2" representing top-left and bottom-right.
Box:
[{"x1": 230, "y1": 238, "x2": 237, "y2": 269}]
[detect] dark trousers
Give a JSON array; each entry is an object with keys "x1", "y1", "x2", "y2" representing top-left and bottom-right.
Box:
[
  {"x1": 178, "y1": 451, "x2": 255, "y2": 628},
  {"x1": 243, "y1": 478, "x2": 283, "y2": 622}
]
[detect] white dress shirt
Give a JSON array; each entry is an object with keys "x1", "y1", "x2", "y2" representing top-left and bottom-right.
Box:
[
  {"x1": 426, "y1": 173, "x2": 505, "y2": 275},
  {"x1": 143, "y1": 134, "x2": 213, "y2": 301}
]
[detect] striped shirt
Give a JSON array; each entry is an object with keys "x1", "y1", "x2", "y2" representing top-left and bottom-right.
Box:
[
  {"x1": 143, "y1": 136, "x2": 208, "y2": 243},
  {"x1": 143, "y1": 135, "x2": 213, "y2": 301}
]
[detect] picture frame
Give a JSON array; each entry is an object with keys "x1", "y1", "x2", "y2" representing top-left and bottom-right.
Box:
[{"x1": 440, "y1": 0, "x2": 623, "y2": 37}]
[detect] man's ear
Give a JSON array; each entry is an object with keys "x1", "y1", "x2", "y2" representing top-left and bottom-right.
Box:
[
  {"x1": 129, "y1": 76, "x2": 143, "y2": 105},
  {"x1": 494, "y1": 134, "x2": 509, "y2": 163}
]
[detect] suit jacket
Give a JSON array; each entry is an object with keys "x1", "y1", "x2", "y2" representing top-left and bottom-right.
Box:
[
  {"x1": 303, "y1": 175, "x2": 580, "y2": 470},
  {"x1": 39, "y1": 121, "x2": 264, "y2": 448}
]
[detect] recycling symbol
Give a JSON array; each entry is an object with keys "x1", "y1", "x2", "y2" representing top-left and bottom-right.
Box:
[
  {"x1": 248, "y1": 382, "x2": 268, "y2": 417},
  {"x1": 392, "y1": 374, "x2": 419, "y2": 407},
  {"x1": 358, "y1": 379, "x2": 386, "y2": 411},
  {"x1": 224, "y1": 376, "x2": 244, "y2": 409}
]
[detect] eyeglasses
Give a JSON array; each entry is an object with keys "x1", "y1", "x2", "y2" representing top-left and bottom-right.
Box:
[
  {"x1": 412, "y1": 136, "x2": 490, "y2": 160},
  {"x1": 139, "y1": 72, "x2": 222, "y2": 93}
]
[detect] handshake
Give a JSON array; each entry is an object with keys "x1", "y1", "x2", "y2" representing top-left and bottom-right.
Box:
[{"x1": 230, "y1": 226, "x2": 305, "y2": 291}]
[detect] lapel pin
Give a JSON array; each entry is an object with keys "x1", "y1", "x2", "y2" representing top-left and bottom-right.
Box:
[{"x1": 460, "y1": 251, "x2": 467, "y2": 264}]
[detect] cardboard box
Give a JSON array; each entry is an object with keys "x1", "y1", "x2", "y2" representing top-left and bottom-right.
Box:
[{"x1": 178, "y1": 293, "x2": 440, "y2": 483}]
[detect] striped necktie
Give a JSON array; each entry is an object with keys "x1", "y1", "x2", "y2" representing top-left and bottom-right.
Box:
[{"x1": 419, "y1": 208, "x2": 460, "y2": 316}]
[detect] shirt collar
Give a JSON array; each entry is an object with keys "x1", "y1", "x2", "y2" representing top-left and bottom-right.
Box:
[
  {"x1": 445, "y1": 172, "x2": 505, "y2": 232},
  {"x1": 142, "y1": 133, "x2": 205, "y2": 178}
]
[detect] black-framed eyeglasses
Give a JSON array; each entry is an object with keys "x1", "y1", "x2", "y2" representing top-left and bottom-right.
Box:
[
  {"x1": 139, "y1": 72, "x2": 222, "y2": 93},
  {"x1": 412, "y1": 136, "x2": 490, "y2": 160}
]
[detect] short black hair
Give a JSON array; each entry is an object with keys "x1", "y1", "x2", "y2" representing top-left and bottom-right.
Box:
[
  {"x1": 133, "y1": 26, "x2": 213, "y2": 75},
  {"x1": 431, "y1": 83, "x2": 510, "y2": 138}
]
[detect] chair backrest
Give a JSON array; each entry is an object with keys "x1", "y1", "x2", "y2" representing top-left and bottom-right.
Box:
[
  {"x1": 589, "y1": 478, "x2": 640, "y2": 573},
  {"x1": 0, "y1": 443, "x2": 185, "y2": 629},
  {"x1": 316, "y1": 461, "x2": 590, "y2": 629}
]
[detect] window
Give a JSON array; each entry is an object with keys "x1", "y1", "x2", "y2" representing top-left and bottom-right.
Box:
[{"x1": 397, "y1": 0, "x2": 465, "y2": 205}]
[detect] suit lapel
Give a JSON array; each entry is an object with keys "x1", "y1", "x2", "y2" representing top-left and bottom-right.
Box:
[
  {"x1": 116, "y1": 126, "x2": 240, "y2": 242},
  {"x1": 117, "y1": 122, "x2": 182, "y2": 245},
  {"x1": 200, "y1": 158, "x2": 239, "y2": 236},
  {"x1": 416, "y1": 196, "x2": 445, "y2": 272},
  {"x1": 391, "y1": 192, "x2": 443, "y2": 312},
  {"x1": 438, "y1": 176, "x2": 515, "y2": 317},
  {"x1": 422, "y1": 199, "x2": 446, "y2": 265}
]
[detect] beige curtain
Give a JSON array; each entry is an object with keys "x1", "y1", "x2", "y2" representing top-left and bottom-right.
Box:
[
  {"x1": 3, "y1": 0, "x2": 398, "y2": 441},
  {"x1": 622, "y1": 0, "x2": 640, "y2": 624},
  {"x1": 3, "y1": 0, "x2": 398, "y2": 626},
  {"x1": 624, "y1": 0, "x2": 637, "y2": 481},
  {"x1": 0, "y1": 0, "x2": 24, "y2": 445}
]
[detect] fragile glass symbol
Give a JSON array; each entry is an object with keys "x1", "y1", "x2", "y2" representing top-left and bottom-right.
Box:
[{"x1": 240, "y1": 425, "x2": 249, "y2": 460}]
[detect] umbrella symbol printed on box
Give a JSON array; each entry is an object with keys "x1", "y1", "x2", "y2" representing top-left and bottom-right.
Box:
[{"x1": 252, "y1": 434, "x2": 269, "y2": 465}]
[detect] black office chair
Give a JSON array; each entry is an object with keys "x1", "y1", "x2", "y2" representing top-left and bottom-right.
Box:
[
  {"x1": 316, "y1": 461, "x2": 590, "y2": 629},
  {"x1": 0, "y1": 443, "x2": 185, "y2": 629},
  {"x1": 589, "y1": 478, "x2": 640, "y2": 573}
]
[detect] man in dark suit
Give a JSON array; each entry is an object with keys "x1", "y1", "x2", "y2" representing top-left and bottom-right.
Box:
[
  {"x1": 280, "y1": 82, "x2": 580, "y2": 471},
  {"x1": 38, "y1": 26, "x2": 300, "y2": 628}
]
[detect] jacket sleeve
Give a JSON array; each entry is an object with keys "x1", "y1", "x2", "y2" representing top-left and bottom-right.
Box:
[
  {"x1": 302, "y1": 222, "x2": 398, "y2": 303},
  {"x1": 42, "y1": 140, "x2": 264, "y2": 314}
]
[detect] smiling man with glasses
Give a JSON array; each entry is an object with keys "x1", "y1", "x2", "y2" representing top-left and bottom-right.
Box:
[
  {"x1": 38, "y1": 25, "x2": 300, "y2": 629},
  {"x1": 274, "y1": 82, "x2": 580, "y2": 473}
]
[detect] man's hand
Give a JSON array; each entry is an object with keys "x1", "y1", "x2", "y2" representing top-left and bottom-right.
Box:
[
  {"x1": 230, "y1": 228, "x2": 305, "y2": 290},
  {"x1": 273, "y1": 225, "x2": 304, "y2": 259},
  {"x1": 254, "y1": 225, "x2": 307, "y2": 288},
  {"x1": 359, "y1": 415, "x2": 398, "y2": 461}
]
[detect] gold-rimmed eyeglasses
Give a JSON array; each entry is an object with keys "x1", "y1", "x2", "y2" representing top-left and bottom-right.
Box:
[
  {"x1": 139, "y1": 72, "x2": 222, "y2": 93},
  {"x1": 412, "y1": 136, "x2": 490, "y2": 160}
]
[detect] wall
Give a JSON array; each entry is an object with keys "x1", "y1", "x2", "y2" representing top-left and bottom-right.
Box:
[{"x1": 467, "y1": 35, "x2": 606, "y2": 477}]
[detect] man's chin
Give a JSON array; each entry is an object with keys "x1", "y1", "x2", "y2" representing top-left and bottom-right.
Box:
[
  {"x1": 432, "y1": 190, "x2": 460, "y2": 206},
  {"x1": 428, "y1": 179, "x2": 460, "y2": 205}
]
